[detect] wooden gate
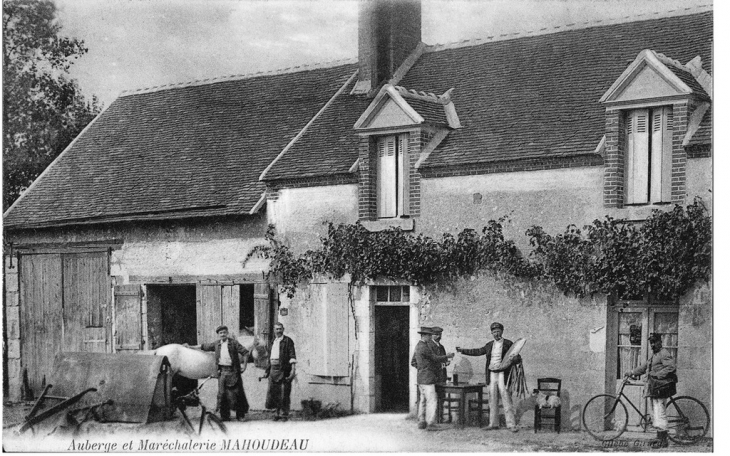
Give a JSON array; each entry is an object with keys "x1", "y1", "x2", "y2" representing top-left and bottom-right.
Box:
[
  {"x1": 63, "y1": 252, "x2": 111, "y2": 353},
  {"x1": 253, "y1": 282, "x2": 276, "y2": 368},
  {"x1": 114, "y1": 284, "x2": 143, "y2": 352}
]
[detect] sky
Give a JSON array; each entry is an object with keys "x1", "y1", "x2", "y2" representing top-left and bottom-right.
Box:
[{"x1": 52, "y1": 0, "x2": 715, "y2": 107}]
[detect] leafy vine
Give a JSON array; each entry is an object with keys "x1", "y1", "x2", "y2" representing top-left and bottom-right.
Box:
[{"x1": 246, "y1": 199, "x2": 711, "y2": 302}]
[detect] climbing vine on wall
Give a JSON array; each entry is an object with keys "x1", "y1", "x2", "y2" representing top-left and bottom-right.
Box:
[{"x1": 246, "y1": 199, "x2": 711, "y2": 302}]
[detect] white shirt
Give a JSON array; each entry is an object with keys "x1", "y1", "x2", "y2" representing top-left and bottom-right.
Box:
[
  {"x1": 271, "y1": 336, "x2": 283, "y2": 361},
  {"x1": 490, "y1": 339, "x2": 503, "y2": 367},
  {"x1": 219, "y1": 340, "x2": 232, "y2": 366}
]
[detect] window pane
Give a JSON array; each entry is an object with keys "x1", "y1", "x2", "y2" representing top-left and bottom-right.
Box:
[
  {"x1": 402, "y1": 286, "x2": 410, "y2": 302},
  {"x1": 653, "y1": 312, "x2": 678, "y2": 348},
  {"x1": 389, "y1": 286, "x2": 401, "y2": 302},
  {"x1": 617, "y1": 312, "x2": 642, "y2": 378},
  {"x1": 376, "y1": 286, "x2": 389, "y2": 302}
]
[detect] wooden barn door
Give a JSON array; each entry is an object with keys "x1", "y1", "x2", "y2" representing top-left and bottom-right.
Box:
[
  {"x1": 19, "y1": 254, "x2": 63, "y2": 394},
  {"x1": 196, "y1": 283, "x2": 239, "y2": 344},
  {"x1": 114, "y1": 284, "x2": 143, "y2": 352},
  {"x1": 63, "y1": 252, "x2": 111, "y2": 353},
  {"x1": 253, "y1": 283, "x2": 275, "y2": 368}
]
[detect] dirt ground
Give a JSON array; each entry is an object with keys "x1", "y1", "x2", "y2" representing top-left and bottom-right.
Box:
[{"x1": 2, "y1": 402, "x2": 713, "y2": 453}]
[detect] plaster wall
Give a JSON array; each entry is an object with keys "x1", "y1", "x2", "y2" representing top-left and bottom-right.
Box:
[
  {"x1": 418, "y1": 167, "x2": 605, "y2": 251},
  {"x1": 268, "y1": 185, "x2": 358, "y2": 252},
  {"x1": 420, "y1": 274, "x2": 607, "y2": 430}
]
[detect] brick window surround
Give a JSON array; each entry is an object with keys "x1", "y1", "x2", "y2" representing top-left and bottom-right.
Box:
[
  {"x1": 358, "y1": 129, "x2": 428, "y2": 220},
  {"x1": 603, "y1": 101, "x2": 690, "y2": 208}
]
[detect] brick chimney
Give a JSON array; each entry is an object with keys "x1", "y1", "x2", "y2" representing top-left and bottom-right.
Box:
[{"x1": 354, "y1": 0, "x2": 421, "y2": 95}]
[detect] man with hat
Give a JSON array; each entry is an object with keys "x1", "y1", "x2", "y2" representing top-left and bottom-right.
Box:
[
  {"x1": 189, "y1": 325, "x2": 250, "y2": 422},
  {"x1": 413, "y1": 326, "x2": 455, "y2": 430},
  {"x1": 457, "y1": 322, "x2": 520, "y2": 431},
  {"x1": 625, "y1": 333, "x2": 676, "y2": 448},
  {"x1": 411, "y1": 326, "x2": 450, "y2": 423}
]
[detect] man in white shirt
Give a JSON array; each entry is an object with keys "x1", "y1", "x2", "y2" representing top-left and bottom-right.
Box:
[
  {"x1": 192, "y1": 325, "x2": 249, "y2": 421},
  {"x1": 263, "y1": 323, "x2": 297, "y2": 421},
  {"x1": 457, "y1": 322, "x2": 520, "y2": 431}
]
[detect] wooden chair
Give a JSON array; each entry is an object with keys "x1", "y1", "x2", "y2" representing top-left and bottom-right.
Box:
[
  {"x1": 467, "y1": 385, "x2": 490, "y2": 427},
  {"x1": 534, "y1": 378, "x2": 561, "y2": 433}
]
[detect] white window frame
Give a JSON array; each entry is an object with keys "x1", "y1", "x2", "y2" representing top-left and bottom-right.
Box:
[
  {"x1": 625, "y1": 107, "x2": 673, "y2": 205},
  {"x1": 376, "y1": 134, "x2": 409, "y2": 218}
]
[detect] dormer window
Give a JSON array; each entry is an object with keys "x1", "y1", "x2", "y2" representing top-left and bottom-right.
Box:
[
  {"x1": 625, "y1": 107, "x2": 673, "y2": 205},
  {"x1": 376, "y1": 134, "x2": 409, "y2": 218}
]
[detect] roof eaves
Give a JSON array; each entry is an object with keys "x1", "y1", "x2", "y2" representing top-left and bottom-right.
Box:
[{"x1": 260, "y1": 70, "x2": 359, "y2": 181}]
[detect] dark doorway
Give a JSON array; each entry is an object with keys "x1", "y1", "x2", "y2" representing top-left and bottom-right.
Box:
[
  {"x1": 374, "y1": 306, "x2": 410, "y2": 412},
  {"x1": 146, "y1": 284, "x2": 197, "y2": 397}
]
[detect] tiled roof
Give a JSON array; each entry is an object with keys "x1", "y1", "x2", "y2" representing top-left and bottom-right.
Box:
[
  {"x1": 405, "y1": 98, "x2": 449, "y2": 125},
  {"x1": 4, "y1": 64, "x2": 357, "y2": 228},
  {"x1": 688, "y1": 108, "x2": 712, "y2": 147},
  {"x1": 264, "y1": 11, "x2": 711, "y2": 180},
  {"x1": 402, "y1": 11, "x2": 712, "y2": 169}
]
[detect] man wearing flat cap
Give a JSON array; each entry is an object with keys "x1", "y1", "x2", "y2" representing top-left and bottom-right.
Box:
[
  {"x1": 189, "y1": 325, "x2": 249, "y2": 422},
  {"x1": 412, "y1": 327, "x2": 454, "y2": 430},
  {"x1": 457, "y1": 322, "x2": 520, "y2": 431}
]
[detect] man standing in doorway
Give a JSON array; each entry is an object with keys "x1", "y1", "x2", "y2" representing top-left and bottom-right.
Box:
[
  {"x1": 413, "y1": 327, "x2": 454, "y2": 430},
  {"x1": 263, "y1": 323, "x2": 296, "y2": 421},
  {"x1": 626, "y1": 333, "x2": 676, "y2": 448},
  {"x1": 457, "y1": 322, "x2": 520, "y2": 432},
  {"x1": 188, "y1": 325, "x2": 249, "y2": 421}
]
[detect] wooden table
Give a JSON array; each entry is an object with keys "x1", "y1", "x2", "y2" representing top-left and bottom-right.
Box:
[{"x1": 436, "y1": 383, "x2": 485, "y2": 427}]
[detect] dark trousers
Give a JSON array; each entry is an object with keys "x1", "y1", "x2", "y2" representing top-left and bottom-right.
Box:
[
  {"x1": 217, "y1": 366, "x2": 249, "y2": 420},
  {"x1": 265, "y1": 364, "x2": 292, "y2": 416}
]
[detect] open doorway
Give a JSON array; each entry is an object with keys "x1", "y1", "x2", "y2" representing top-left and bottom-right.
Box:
[
  {"x1": 374, "y1": 305, "x2": 410, "y2": 412},
  {"x1": 146, "y1": 284, "x2": 197, "y2": 396}
]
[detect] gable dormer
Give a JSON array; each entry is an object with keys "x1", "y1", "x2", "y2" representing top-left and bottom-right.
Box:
[
  {"x1": 600, "y1": 49, "x2": 709, "y2": 106},
  {"x1": 600, "y1": 49, "x2": 711, "y2": 210},
  {"x1": 354, "y1": 84, "x2": 459, "y2": 226}
]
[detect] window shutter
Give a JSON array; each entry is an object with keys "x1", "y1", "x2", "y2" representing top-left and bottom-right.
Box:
[
  {"x1": 376, "y1": 136, "x2": 397, "y2": 218},
  {"x1": 660, "y1": 107, "x2": 673, "y2": 202},
  {"x1": 397, "y1": 134, "x2": 409, "y2": 216},
  {"x1": 309, "y1": 283, "x2": 349, "y2": 377},
  {"x1": 626, "y1": 109, "x2": 649, "y2": 204}
]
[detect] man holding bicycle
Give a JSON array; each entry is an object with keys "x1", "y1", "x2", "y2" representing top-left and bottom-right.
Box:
[{"x1": 625, "y1": 333, "x2": 676, "y2": 448}]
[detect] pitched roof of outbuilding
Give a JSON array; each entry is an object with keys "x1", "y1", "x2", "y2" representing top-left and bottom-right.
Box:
[{"x1": 4, "y1": 63, "x2": 357, "y2": 228}]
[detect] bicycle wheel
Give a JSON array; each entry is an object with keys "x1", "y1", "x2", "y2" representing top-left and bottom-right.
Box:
[
  {"x1": 665, "y1": 396, "x2": 709, "y2": 444},
  {"x1": 205, "y1": 412, "x2": 228, "y2": 434},
  {"x1": 582, "y1": 394, "x2": 629, "y2": 441}
]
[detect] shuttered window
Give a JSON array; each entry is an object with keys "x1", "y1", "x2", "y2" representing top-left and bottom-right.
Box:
[
  {"x1": 376, "y1": 134, "x2": 409, "y2": 218},
  {"x1": 308, "y1": 283, "x2": 350, "y2": 377},
  {"x1": 626, "y1": 107, "x2": 673, "y2": 204}
]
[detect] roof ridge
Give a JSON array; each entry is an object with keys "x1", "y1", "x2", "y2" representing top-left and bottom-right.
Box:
[
  {"x1": 424, "y1": 4, "x2": 712, "y2": 54},
  {"x1": 394, "y1": 85, "x2": 453, "y2": 105},
  {"x1": 119, "y1": 57, "x2": 358, "y2": 97}
]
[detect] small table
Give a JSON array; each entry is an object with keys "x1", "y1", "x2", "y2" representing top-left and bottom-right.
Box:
[{"x1": 436, "y1": 383, "x2": 485, "y2": 427}]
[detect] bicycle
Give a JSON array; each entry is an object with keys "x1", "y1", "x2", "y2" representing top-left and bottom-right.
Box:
[
  {"x1": 174, "y1": 376, "x2": 227, "y2": 435},
  {"x1": 582, "y1": 376, "x2": 709, "y2": 444}
]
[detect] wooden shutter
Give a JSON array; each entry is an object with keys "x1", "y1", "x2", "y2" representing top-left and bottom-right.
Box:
[
  {"x1": 114, "y1": 284, "x2": 143, "y2": 352},
  {"x1": 221, "y1": 285, "x2": 240, "y2": 336},
  {"x1": 649, "y1": 107, "x2": 673, "y2": 203},
  {"x1": 397, "y1": 134, "x2": 409, "y2": 216},
  {"x1": 377, "y1": 135, "x2": 397, "y2": 218},
  {"x1": 197, "y1": 284, "x2": 221, "y2": 344},
  {"x1": 19, "y1": 254, "x2": 63, "y2": 394},
  {"x1": 309, "y1": 283, "x2": 350, "y2": 377},
  {"x1": 626, "y1": 109, "x2": 649, "y2": 204},
  {"x1": 253, "y1": 283, "x2": 273, "y2": 368},
  {"x1": 62, "y1": 252, "x2": 110, "y2": 353}
]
